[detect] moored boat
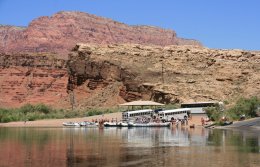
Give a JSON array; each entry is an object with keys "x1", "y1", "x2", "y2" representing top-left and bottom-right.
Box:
[
  {"x1": 117, "y1": 121, "x2": 128, "y2": 127},
  {"x1": 103, "y1": 122, "x2": 118, "y2": 127},
  {"x1": 79, "y1": 121, "x2": 98, "y2": 127},
  {"x1": 128, "y1": 122, "x2": 171, "y2": 127},
  {"x1": 62, "y1": 122, "x2": 80, "y2": 127}
]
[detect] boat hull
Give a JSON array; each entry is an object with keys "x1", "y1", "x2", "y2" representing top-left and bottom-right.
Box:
[
  {"x1": 80, "y1": 122, "x2": 98, "y2": 128},
  {"x1": 128, "y1": 122, "x2": 171, "y2": 127},
  {"x1": 62, "y1": 122, "x2": 80, "y2": 127},
  {"x1": 103, "y1": 122, "x2": 118, "y2": 127}
]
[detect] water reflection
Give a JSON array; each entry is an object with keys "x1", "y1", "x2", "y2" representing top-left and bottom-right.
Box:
[
  {"x1": 207, "y1": 129, "x2": 260, "y2": 153},
  {"x1": 0, "y1": 127, "x2": 259, "y2": 167},
  {"x1": 115, "y1": 127, "x2": 209, "y2": 147}
]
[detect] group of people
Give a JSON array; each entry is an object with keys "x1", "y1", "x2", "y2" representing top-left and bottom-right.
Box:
[
  {"x1": 90, "y1": 116, "x2": 191, "y2": 127},
  {"x1": 171, "y1": 118, "x2": 189, "y2": 127},
  {"x1": 135, "y1": 117, "x2": 151, "y2": 123},
  {"x1": 91, "y1": 118, "x2": 118, "y2": 124},
  {"x1": 201, "y1": 117, "x2": 210, "y2": 126}
]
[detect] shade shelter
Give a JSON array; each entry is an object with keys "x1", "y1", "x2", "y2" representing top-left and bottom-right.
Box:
[
  {"x1": 119, "y1": 101, "x2": 165, "y2": 106},
  {"x1": 119, "y1": 100, "x2": 165, "y2": 111}
]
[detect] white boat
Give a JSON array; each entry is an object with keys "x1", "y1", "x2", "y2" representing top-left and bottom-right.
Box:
[
  {"x1": 62, "y1": 122, "x2": 80, "y2": 127},
  {"x1": 117, "y1": 121, "x2": 128, "y2": 127},
  {"x1": 128, "y1": 122, "x2": 171, "y2": 127},
  {"x1": 103, "y1": 122, "x2": 118, "y2": 127},
  {"x1": 79, "y1": 121, "x2": 98, "y2": 127}
]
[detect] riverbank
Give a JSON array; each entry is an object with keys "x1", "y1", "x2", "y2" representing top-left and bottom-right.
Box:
[
  {"x1": 215, "y1": 117, "x2": 260, "y2": 129},
  {"x1": 0, "y1": 112, "x2": 205, "y2": 127}
]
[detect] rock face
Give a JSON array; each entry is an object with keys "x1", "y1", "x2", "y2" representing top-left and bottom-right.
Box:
[
  {"x1": 0, "y1": 11, "x2": 259, "y2": 109},
  {"x1": 67, "y1": 44, "x2": 260, "y2": 108},
  {"x1": 0, "y1": 44, "x2": 259, "y2": 109},
  {"x1": 0, "y1": 11, "x2": 201, "y2": 56},
  {"x1": 0, "y1": 26, "x2": 25, "y2": 52},
  {"x1": 0, "y1": 53, "x2": 69, "y2": 108}
]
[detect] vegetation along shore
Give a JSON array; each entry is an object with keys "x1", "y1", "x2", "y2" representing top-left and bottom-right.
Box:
[{"x1": 0, "y1": 96, "x2": 259, "y2": 128}]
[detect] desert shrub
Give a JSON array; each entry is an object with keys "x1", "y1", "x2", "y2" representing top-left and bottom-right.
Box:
[
  {"x1": 205, "y1": 97, "x2": 260, "y2": 123},
  {"x1": 34, "y1": 104, "x2": 51, "y2": 114},
  {"x1": 0, "y1": 104, "x2": 120, "y2": 123},
  {"x1": 86, "y1": 110, "x2": 94, "y2": 116},
  {"x1": 205, "y1": 107, "x2": 222, "y2": 121},
  {"x1": 26, "y1": 112, "x2": 38, "y2": 121},
  {"x1": 227, "y1": 96, "x2": 260, "y2": 119},
  {"x1": 64, "y1": 110, "x2": 80, "y2": 118},
  {"x1": 85, "y1": 108, "x2": 117, "y2": 117},
  {"x1": 103, "y1": 109, "x2": 114, "y2": 114},
  {"x1": 1, "y1": 116, "x2": 13, "y2": 123},
  {"x1": 165, "y1": 104, "x2": 179, "y2": 110},
  {"x1": 19, "y1": 104, "x2": 35, "y2": 114}
]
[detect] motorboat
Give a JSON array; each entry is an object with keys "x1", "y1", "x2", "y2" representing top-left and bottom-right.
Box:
[
  {"x1": 62, "y1": 122, "x2": 80, "y2": 127},
  {"x1": 79, "y1": 121, "x2": 98, "y2": 127},
  {"x1": 117, "y1": 121, "x2": 128, "y2": 127},
  {"x1": 128, "y1": 122, "x2": 171, "y2": 127},
  {"x1": 103, "y1": 122, "x2": 118, "y2": 127}
]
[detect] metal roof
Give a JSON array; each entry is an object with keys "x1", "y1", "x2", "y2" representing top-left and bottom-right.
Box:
[
  {"x1": 181, "y1": 101, "x2": 218, "y2": 105},
  {"x1": 119, "y1": 101, "x2": 165, "y2": 106},
  {"x1": 122, "y1": 109, "x2": 153, "y2": 114},
  {"x1": 158, "y1": 108, "x2": 191, "y2": 113}
]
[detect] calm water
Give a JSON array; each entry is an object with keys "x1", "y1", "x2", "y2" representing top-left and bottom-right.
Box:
[{"x1": 0, "y1": 127, "x2": 259, "y2": 167}]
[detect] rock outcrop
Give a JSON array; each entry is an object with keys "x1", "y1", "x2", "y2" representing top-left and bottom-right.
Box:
[
  {"x1": 67, "y1": 44, "x2": 260, "y2": 108},
  {"x1": 0, "y1": 44, "x2": 259, "y2": 109},
  {"x1": 0, "y1": 53, "x2": 69, "y2": 108},
  {"x1": 0, "y1": 11, "x2": 259, "y2": 109},
  {"x1": 0, "y1": 11, "x2": 201, "y2": 56}
]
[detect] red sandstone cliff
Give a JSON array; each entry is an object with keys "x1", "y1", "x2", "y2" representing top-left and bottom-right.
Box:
[
  {"x1": 1, "y1": 11, "x2": 259, "y2": 109},
  {"x1": 0, "y1": 11, "x2": 201, "y2": 56},
  {"x1": 0, "y1": 53, "x2": 69, "y2": 108},
  {"x1": 0, "y1": 44, "x2": 259, "y2": 109}
]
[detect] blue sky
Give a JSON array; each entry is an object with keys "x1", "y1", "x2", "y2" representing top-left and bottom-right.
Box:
[{"x1": 0, "y1": 0, "x2": 259, "y2": 50}]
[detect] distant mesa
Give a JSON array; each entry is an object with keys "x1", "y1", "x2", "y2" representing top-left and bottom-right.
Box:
[{"x1": 0, "y1": 11, "x2": 202, "y2": 56}]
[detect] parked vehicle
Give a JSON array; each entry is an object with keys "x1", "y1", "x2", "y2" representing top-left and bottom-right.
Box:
[{"x1": 158, "y1": 108, "x2": 190, "y2": 122}]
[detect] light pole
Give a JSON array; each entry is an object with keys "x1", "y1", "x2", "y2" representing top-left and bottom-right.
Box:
[{"x1": 160, "y1": 56, "x2": 164, "y2": 85}]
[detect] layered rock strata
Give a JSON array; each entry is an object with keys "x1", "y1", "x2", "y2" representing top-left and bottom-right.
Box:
[
  {"x1": 0, "y1": 53, "x2": 69, "y2": 108},
  {"x1": 0, "y1": 11, "x2": 201, "y2": 56},
  {"x1": 0, "y1": 44, "x2": 259, "y2": 109},
  {"x1": 67, "y1": 44, "x2": 260, "y2": 108}
]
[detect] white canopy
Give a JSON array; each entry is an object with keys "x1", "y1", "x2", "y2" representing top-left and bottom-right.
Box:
[{"x1": 119, "y1": 100, "x2": 165, "y2": 106}]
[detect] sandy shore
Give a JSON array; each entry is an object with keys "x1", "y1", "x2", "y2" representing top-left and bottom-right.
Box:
[{"x1": 0, "y1": 112, "x2": 205, "y2": 127}]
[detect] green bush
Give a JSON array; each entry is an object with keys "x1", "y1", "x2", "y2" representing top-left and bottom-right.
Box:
[
  {"x1": 205, "y1": 107, "x2": 222, "y2": 121},
  {"x1": 64, "y1": 111, "x2": 80, "y2": 118},
  {"x1": 0, "y1": 104, "x2": 120, "y2": 123},
  {"x1": 1, "y1": 116, "x2": 13, "y2": 123},
  {"x1": 165, "y1": 104, "x2": 179, "y2": 110},
  {"x1": 19, "y1": 104, "x2": 34, "y2": 114},
  {"x1": 86, "y1": 111, "x2": 94, "y2": 116},
  {"x1": 205, "y1": 96, "x2": 260, "y2": 123},
  {"x1": 85, "y1": 108, "x2": 118, "y2": 117},
  {"x1": 26, "y1": 112, "x2": 38, "y2": 121},
  {"x1": 227, "y1": 96, "x2": 260, "y2": 119},
  {"x1": 34, "y1": 104, "x2": 51, "y2": 114}
]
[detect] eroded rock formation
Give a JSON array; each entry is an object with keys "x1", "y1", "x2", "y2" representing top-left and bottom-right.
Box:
[
  {"x1": 0, "y1": 53, "x2": 69, "y2": 108},
  {"x1": 0, "y1": 11, "x2": 259, "y2": 109},
  {"x1": 0, "y1": 11, "x2": 201, "y2": 56},
  {"x1": 67, "y1": 44, "x2": 260, "y2": 108},
  {"x1": 0, "y1": 43, "x2": 259, "y2": 109}
]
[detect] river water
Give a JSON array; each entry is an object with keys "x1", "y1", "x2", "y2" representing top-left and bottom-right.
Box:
[{"x1": 0, "y1": 127, "x2": 259, "y2": 167}]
